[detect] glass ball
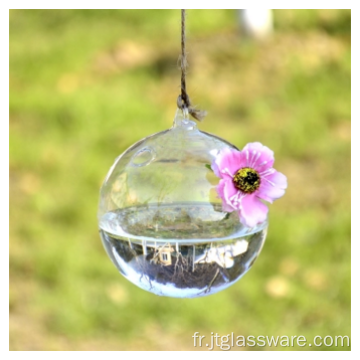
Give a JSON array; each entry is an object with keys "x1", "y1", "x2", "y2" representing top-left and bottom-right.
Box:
[{"x1": 98, "y1": 110, "x2": 267, "y2": 298}]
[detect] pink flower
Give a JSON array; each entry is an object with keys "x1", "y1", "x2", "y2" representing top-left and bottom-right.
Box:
[{"x1": 211, "y1": 142, "x2": 287, "y2": 228}]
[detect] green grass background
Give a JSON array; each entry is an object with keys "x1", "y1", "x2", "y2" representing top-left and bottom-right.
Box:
[{"x1": 9, "y1": 9, "x2": 351, "y2": 350}]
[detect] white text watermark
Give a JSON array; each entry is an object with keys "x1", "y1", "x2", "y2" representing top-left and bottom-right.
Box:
[{"x1": 192, "y1": 332, "x2": 350, "y2": 350}]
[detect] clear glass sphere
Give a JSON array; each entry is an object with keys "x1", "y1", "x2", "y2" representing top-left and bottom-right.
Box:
[{"x1": 98, "y1": 110, "x2": 267, "y2": 298}]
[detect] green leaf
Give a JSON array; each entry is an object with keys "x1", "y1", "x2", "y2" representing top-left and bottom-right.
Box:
[{"x1": 224, "y1": 212, "x2": 231, "y2": 220}]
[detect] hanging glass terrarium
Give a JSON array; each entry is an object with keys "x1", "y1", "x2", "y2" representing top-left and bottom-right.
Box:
[{"x1": 97, "y1": 10, "x2": 287, "y2": 298}]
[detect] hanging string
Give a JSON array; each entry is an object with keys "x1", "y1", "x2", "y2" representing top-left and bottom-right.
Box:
[{"x1": 177, "y1": 9, "x2": 207, "y2": 121}]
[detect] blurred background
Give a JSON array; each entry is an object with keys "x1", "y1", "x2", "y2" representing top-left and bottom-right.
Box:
[{"x1": 9, "y1": 9, "x2": 351, "y2": 350}]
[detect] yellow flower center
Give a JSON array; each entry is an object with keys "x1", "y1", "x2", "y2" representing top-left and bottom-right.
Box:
[{"x1": 233, "y1": 167, "x2": 260, "y2": 193}]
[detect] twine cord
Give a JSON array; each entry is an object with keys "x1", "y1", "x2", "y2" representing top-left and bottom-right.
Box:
[{"x1": 177, "y1": 9, "x2": 207, "y2": 121}]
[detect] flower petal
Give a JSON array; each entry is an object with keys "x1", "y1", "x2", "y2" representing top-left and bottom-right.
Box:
[
  {"x1": 239, "y1": 195, "x2": 268, "y2": 228},
  {"x1": 212, "y1": 148, "x2": 247, "y2": 179},
  {"x1": 257, "y1": 170, "x2": 287, "y2": 203},
  {"x1": 211, "y1": 161, "x2": 221, "y2": 178},
  {"x1": 216, "y1": 178, "x2": 239, "y2": 212},
  {"x1": 242, "y1": 142, "x2": 274, "y2": 171},
  {"x1": 267, "y1": 170, "x2": 288, "y2": 189}
]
